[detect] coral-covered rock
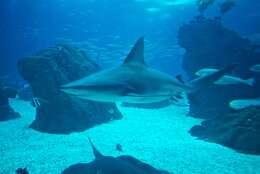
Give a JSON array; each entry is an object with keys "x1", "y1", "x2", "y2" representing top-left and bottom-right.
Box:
[
  {"x1": 178, "y1": 18, "x2": 260, "y2": 118},
  {"x1": 190, "y1": 107, "x2": 260, "y2": 155},
  {"x1": 17, "y1": 44, "x2": 122, "y2": 134}
]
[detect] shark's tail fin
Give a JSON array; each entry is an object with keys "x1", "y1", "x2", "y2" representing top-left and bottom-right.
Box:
[
  {"x1": 189, "y1": 64, "x2": 237, "y2": 91},
  {"x1": 88, "y1": 137, "x2": 103, "y2": 159}
]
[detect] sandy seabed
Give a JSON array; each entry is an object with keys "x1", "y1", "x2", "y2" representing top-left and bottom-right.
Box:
[{"x1": 0, "y1": 99, "x2": 260, "y2": 174}]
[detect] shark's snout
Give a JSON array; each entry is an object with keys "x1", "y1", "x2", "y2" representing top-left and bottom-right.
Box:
[
  {"x1": 60, "y1": 82, "x2": 83, "y2": 96},
  {"x1": 60, "y1": 83, "x2": 73, "y2": 92},
  {"x1": 60, "y1": 86, "x2": 74, "y2": 95},
  {"x1": 60, "y1": 80, "x2": 85, "y2": 90}
]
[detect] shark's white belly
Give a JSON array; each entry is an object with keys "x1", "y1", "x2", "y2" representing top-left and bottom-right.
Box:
[
  {"x1": 77, "y1": 92, "x2": 172, "y2": 103},
  {"x1": 121, "y1": 94, "x2": 172, "y2": 103}
]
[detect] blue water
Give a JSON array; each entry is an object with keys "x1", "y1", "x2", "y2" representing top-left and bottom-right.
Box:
[
  {"x1": 1, "y1": 0, "x2": 259, "y2": 80},
  {"x1": 1, "y1": 0, "x2": 260, "y2": 174}
]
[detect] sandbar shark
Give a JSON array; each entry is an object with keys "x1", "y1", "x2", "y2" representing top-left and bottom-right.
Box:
[{"x1": 61, "y1": 37, "x2": 235, "y2": 104}]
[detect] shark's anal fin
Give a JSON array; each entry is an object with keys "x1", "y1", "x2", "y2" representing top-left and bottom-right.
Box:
[
  {"x1": 88, "y1": 137, "x2": 103, "y2": 159},
  {"x1": 123, "y1": 37, "x2": 146, "y2": 66}
]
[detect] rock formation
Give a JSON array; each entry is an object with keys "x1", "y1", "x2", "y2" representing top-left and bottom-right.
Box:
[
  {"x1": 178, "y1": 17, "x2": 260, "y2": 118},
  {"x1": 0, "y1": 80, "x2": 20, "y2": 121},
  {"x1": 18, "y1": 44, "x2": 122, "y2": 134},
  {"x1": 178, "y1": 17, "x2": 260, "y2": 155},
  {"x1": 190, "y1": 107, "x2": 260, "y2": 155}
]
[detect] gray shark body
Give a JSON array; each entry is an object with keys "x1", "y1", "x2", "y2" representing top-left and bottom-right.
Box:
[{"x1": 61, "y1": 37, "x2": 235, "y2": 104}]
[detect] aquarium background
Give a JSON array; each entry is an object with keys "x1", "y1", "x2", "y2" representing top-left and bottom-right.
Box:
[
  {"x1": 1, "y1": 0, "x2": 259, "y2": 81},
  {"x1": 1, "y1": 0, "x2": 260, "y2": 174}
]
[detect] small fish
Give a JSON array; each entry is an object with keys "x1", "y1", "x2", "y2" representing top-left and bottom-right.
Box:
[
  {"x1": 116, "y1": 144, "x2": 123, "y2": 152},
  {"x1": 31, "y1": 98, "x2": 41, "y2": 108},
  {"x1": 195, "y1": 68, "x2": 255, "y2": 86},
  {"x1": 229, "y1": 98, "x2": 260, "y2": 110},
  {"x1": 250, "y1": 64, "x2": 260, "y2": 73},
  {"x1": 30, "y1": 98, "x2": 48, "y2": 108}
]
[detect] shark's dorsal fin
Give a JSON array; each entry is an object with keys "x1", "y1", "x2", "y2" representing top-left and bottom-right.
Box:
[
  {"x1": 123, "y1": 37, "x2": 146, "y2": 66},
  {"x1": 88, "y1": 137, "x2": 103, "y2": 159}
]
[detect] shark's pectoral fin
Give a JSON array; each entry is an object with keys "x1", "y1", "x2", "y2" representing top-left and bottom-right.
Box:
[{"x1": 169, "y1": 95, "x2": 189, "y2": 107}]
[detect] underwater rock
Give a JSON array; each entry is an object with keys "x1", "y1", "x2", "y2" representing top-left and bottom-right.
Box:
[
  {"x1": 190, "y1": 107, "x2": 260, "y2": 155},
  {"x1": 17, "y1": 83, "x2": 33, "y2": 101},
  {"x1": 178, "y1": 17, "x2": 260, "y2": 118},
  {"x1": 219, "y1": 0, "x2": 236, "y2": 14},
  {"x1": 17, "y1": 44, "x2": 122, "y2": 134},
  {"x1": 196, "y1": 0, "x2": 215, "y2": 13},
  {"x1": 61, "y1": 138, "x2": 171, "y2": 174},
  {"x1": 0, "y1": 80, "x2": 20, "y2": 121},
  {"x1": 16, "y1": 168, "x2": 29, "y2": 174}
]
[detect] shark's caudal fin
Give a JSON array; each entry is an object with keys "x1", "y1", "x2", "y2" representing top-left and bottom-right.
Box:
[
  {"x1": 88, "y1": 137, "x2": 103, "y2": 159},
  {"x1": 123, "y1": 37, "x2": 146, "y2": 66},
  {"x1": 189, "y1": 64, "x2": 237, "y2": 90}
]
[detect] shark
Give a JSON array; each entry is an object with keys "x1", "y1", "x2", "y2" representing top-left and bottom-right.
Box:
[{"x1": 61, "y1": 37, "x2": 236, "y2": 104}]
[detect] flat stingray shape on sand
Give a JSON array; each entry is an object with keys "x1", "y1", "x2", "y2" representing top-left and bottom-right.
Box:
[{"x1": 61, "y1": 138, "x2": 171, "y2": 174}]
